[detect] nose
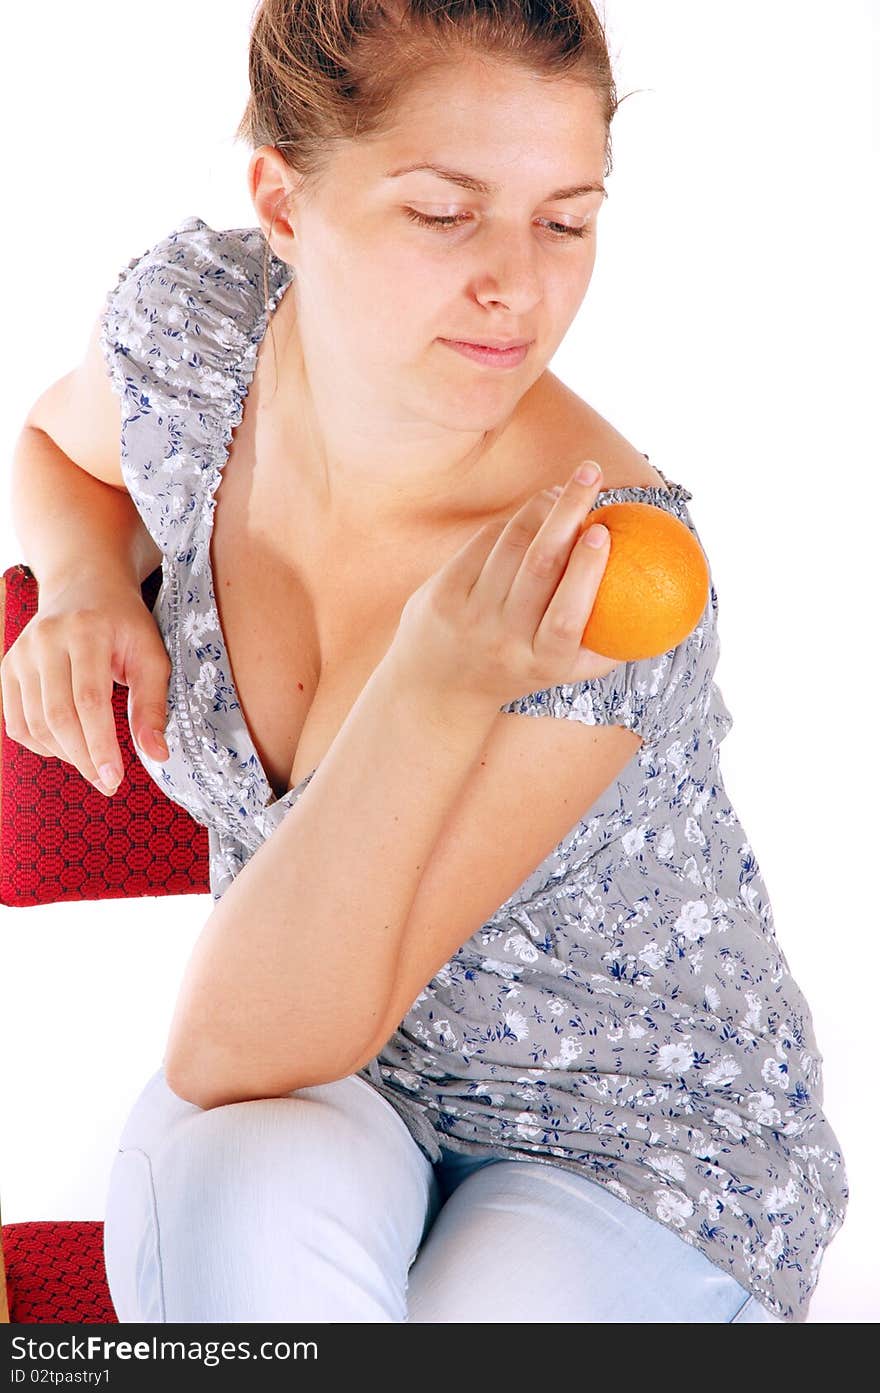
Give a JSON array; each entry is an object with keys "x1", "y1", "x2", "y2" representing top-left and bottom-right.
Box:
[{"x1": 473, "y1": 229, "x2": 543, "y2": 314}]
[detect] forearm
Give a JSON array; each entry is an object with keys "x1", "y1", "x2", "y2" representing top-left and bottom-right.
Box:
[
  {"x1": 164, "y1": 651, "x2": 497, "y2": 1107},
  {"x1": 11, "y1": 426, "x2": 159, "y2": 597}
]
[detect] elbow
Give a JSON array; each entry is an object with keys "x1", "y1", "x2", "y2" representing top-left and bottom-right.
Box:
[
  {"x1": 163, "y1": 1045, "x2": 271, "y2": 1111},
  {"x1": 162, "y1": 1054, "x2": 233, "y2": 1111},
  {"x1": 162, "y1": 1049, "x2": 358, "y2": 1112},
  {"x1": 163, "y1": 1036, "x2": 250, "y2": 1111},
  {"x1": 163, "y1": 1059, "x2": 274, "y2": 1111}
]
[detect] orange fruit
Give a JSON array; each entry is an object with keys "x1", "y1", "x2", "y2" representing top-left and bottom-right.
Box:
[{"x1": 577, "y1": 501, "x2": 710, "y2": 661}]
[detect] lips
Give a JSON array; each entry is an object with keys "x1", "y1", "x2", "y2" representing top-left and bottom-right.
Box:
[
  {"x1": 447, "y1": 337, "x2": 532, "y2": 349},
  {"x1": 440, "y1": 338, "x2": 531, "y2": 368}
]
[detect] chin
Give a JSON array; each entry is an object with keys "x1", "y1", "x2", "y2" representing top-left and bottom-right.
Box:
[
  {"x1": 445, "y1": 368, "x2": 534, "y2": 409},
  {"x1": 432, "y1": 398, "x2": 522, "y2": 438}
]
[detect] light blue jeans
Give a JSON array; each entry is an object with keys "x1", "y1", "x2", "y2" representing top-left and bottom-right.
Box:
[{"x1": 103, "y1": 1066, "x2": 785, "y2": 1323}]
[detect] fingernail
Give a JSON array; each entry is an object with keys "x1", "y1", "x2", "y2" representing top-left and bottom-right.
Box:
[
  {"x1": 549, "y1": 484, "x2": 565, "y2": 497},
  {"x1": 151, "y1": 730, "x2": 169, "y2": 755},
  {"x1": 98, "y1": 763, "x2": 121, "y2": 792},
  {"x1": 575, "y1": 461, "x2": 600, "y2": 485}
]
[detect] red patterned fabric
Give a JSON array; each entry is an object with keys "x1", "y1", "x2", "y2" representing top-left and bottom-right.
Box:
[
  {"x1": 0, "y1": 563, "x2": 209, "y2": 906},
  {"x1": 2, "y1": 1221, "x2": 117, "y2": 1324}
]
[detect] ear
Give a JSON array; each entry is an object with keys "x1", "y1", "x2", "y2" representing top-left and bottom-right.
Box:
[{"x1": 249, "y1": 146, "x2": 298, "y2": 261}]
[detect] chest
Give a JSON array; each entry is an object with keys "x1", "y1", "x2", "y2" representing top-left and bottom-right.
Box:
[
  {"x1": 208, "y1": 378, "x2": 663, "y2": 802},
  {"x1": 209, "y1": 437, "x2": 461, "y2": 800}
]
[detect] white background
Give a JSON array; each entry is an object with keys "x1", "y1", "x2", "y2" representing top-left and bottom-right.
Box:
[{"x1": 1, "y1": 0, "x2": 876, "y2": 1322}]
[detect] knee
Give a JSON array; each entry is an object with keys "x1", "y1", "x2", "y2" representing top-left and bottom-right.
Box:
[
  {"x1": 115, "y1": 1066, "x2": 353, "y2": 1181},
  {"x1": 115, "y1": 1065, "x2": 203, "y2": 1157},
  {"x1": 149, "y1": 1092, "x2": 320, "y2": 1203},
  {"x1": 104, "y1": 1073, "x2": 429, "y2": 1323},
  {"x1": 129, "y1": 1075, "x2": 399, "y2": 1218}
]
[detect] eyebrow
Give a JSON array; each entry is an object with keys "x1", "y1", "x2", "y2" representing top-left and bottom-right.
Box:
[{"x1": 384, "y1": 161, "x2": 607, "y2": 201}]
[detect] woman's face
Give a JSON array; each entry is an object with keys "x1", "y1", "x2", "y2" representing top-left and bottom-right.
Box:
[{"x1": 267, "y1": 56, "x2": 608, "y2": 431}]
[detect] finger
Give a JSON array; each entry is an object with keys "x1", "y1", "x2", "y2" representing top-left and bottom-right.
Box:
[
  {"x1": 468, "y1": 489, "x2": 559, "y2": 608},
  {"x1": 126, "y1": 650, "x2": 172, "y2": 762},
  {"x1": 535, "y1": 512, "x2": 610, "y2": 656},
  {"x1": 38, "y1": 644, "x2": 117, "y2": 789},
  {"x1": 0, "y1": 664, "x2": 56, "y2": 759},
  {"x1": 436, "y1": 513, "x2": 514, "y2": 602},
  {"x1": 67, "y1": 633, "x2": 128, "y2": 788},
  {"x1": 17, "y1": 664, "x2": 66, "y2": 762},
  {"x1": 501, "y1": 461, "x2": 604, "y2": 628}
]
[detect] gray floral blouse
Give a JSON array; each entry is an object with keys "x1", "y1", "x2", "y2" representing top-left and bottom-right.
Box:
[{"x1": 99, "y1": 215, "x2": 848, "y2": 1323}]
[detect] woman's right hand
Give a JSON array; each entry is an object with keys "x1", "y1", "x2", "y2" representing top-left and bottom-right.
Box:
[
  {"x1": 0, "y1": 575, "x2": 172, "y2": 796},
  {"x1": 389, "y1": 459, "x2": 624, "y2": 713}
]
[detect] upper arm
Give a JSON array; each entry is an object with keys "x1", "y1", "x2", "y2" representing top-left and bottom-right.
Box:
[
  {"x1": 345, "y1": 707, "x2": 643, "y2": 1076},
  {"x1": 23, "y1": 304, "x2": 131, "y2": 494}
]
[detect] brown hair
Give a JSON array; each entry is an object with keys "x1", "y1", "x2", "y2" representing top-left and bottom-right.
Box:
[{"x1": 236, "y1": 0, "x2": 621, "y2": 326}]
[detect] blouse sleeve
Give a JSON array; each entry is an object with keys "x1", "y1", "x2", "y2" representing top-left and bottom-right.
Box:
[
  {"x1": 97, "y1": 214, "x2": 267, "y2": 561},
  {"x1": 498, "y1": 494, "x2": 734, "y2": 752}
]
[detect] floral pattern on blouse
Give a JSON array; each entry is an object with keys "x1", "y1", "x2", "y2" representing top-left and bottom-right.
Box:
[{"x1": 99, "y1": 216, "x2": 849, "y2": 1323}]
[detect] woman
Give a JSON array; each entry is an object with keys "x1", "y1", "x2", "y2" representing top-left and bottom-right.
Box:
[{"x1": 4, "y1": 1, "x2": 847, "y2": 1322}]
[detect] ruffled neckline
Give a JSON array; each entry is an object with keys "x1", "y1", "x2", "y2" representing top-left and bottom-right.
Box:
[{"x1": 187, "y1": 217, "x2": 693, "y2": 823}]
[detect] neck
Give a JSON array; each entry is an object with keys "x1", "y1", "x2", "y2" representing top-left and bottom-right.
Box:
[{"x1": 265, "y1": 295, "x2": 552, "y2": 539}]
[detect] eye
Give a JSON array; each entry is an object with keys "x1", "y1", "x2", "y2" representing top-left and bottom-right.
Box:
[{"x1": 403, "y1": 208, "x2": 592, "y2": 240}]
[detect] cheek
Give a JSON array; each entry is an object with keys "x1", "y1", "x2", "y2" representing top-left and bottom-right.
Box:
[
  {"x1": 387, "y1": 246, "x2": 454, "y2": 299},
  {"x1": 359, "y1": 257, "x2": 454, "y2": 344},
  {"x1": 546, "y1": 251, "x2": 595, "y2": 318},
  {"x1": 576, "y1": 240, "x2": 598, "y2": 287}
]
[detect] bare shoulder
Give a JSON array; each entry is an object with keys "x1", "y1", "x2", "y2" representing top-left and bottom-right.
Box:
[{"x1": 533, "y1": 374, "x2": 669, "y2": 494}]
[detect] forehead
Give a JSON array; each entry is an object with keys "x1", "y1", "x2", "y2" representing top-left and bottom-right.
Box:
[
  {"x1": 348, "y1": 65, "x2": 607, "y2": 193},
  {"x1": 398, "y1": 59, "x2": 602, "y2": 136}
]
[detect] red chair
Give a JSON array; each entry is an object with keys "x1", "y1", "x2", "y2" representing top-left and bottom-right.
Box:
[{"x1": 1, "y1": 561, "x2": 211, "y2": 1323}]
